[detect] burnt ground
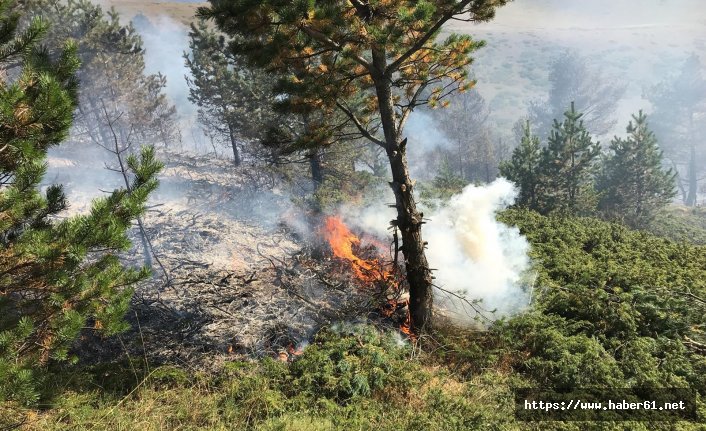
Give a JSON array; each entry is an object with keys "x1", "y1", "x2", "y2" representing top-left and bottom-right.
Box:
[{"x1": 50, "y1": 150, "x2": 400, "y2": 370}]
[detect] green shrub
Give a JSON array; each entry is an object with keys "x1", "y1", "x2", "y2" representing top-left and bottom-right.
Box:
[
  {"x1": 493, "y1": 209, "x2": 706, "y2": 395},
  {"x1": 288, "y1": 323, "x2": 415, "y2": 404}
]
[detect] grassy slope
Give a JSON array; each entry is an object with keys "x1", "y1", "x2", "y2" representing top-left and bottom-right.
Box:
[
  {"x1": 103, "y1": 0, "x2": 204, "y2": 26},
  {"x1": 5, "y1": 210, "x2": 706, "y2": 430}
]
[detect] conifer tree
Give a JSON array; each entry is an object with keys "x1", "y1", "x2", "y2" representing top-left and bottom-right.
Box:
[
  {"x1": 541, "y1": 102, "x2": 600, "y2": 214},
  {"x1": 0, "y1": 1, "x2": 161, "y2": 404},
  {"x1": 646, "y1": 54, "x2": 706, "y2": 207},
  {"x1": 499, "y1": 120, "x2": 543, "y2": 210},
  {"x1": 597, "y1": 111, "x2": 676, "y2": 228},
  {"x1": 198, "y1": 0, "x2": 511, "y2": 331},
  {"x1": 22, "y1": 0, "x2": 179, "y2": 149},
  {"x1": 185, "y1": 19, "x2": 277, "y2": 166}
]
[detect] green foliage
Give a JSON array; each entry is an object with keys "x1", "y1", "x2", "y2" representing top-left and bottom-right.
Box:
[
  {"x1": 8, "y1": 211, "x2": 706, "y2": 428},
  {"x1": 287, "y1": 324, "x2": 414, "y2": 403},
  {"x1": 197, "y1": 0, "x2": 508, "y2": 158},
  {"x1": 495, "y1": 209, "x2": 706, "y2": 395},
  {"x1": 647, "y1": 206, "x2": 706, "y2": 245},
  {"x1": 8, "y1": 325, "x2": 523, "y2": 430},
  {"x1": 185, "y1": 19, "x2": 276, "y2": 165},
  {"x1": 0, "y1": 2, "x2": 162, "y2": 405},
  {"x1": 540, "y1": 102, "x2": 601, "y2": 214},
  {"x1": 23, "y1": 0, "x2": 178, "y2": 149},
  {"x1": 419, "y1": 156, "x2": 468, "y2": 207},
  {"x1": 499, "y1": 120, "x2": 542, "y2": 210},
  {"x1": 597, "y1": 111, "x2": 677, "y2": 228},
  {"x1": 503, "y1": 104, "x2": 600, "y2": 216},
  {"x1": 309, "y1": 168, "x2": 381, "y2": 211}
]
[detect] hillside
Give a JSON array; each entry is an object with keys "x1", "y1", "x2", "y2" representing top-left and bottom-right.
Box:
[
  {"x1": 6, "y1": 208, "x2": 706, "y2": 429},
  {"x1": 105, "y1": 0, "x2": 706, "y2": 140},
  {"x1": 3, "y1": 1, "x2": 706, "y2": 429}
]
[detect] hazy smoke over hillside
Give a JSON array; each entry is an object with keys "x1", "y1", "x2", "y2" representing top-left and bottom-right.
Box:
[{"x1": 135, "y1": 14, "x2": 193, "y2": 115}]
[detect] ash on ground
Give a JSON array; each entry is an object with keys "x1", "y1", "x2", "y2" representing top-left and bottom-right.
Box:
[{"x1": 48, "y1": 149, "x2": 379, "y2": 369}]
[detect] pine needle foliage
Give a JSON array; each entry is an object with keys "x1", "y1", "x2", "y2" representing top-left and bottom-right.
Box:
[
  {"x1": 499, "y1": 120, "x2": 542, "y2": 210},
  {"x1": 198, "y1": 0, "x2": 512, "y2": 332},
  {"x1": 0, "y1": 1, "x2": 162, "y2": 405},
  {"x1": 197, "y1": 0, "x2": 506, "y2": 149},
  {"x1": 597, "y1": 111, "x2": 677, "y2": 228},
  {"x1": 185, "y1": 19, "x2": 277, "y2": 166},
  {"x1": 541, "y1": 102, "x2": 601, "y2": 215}
]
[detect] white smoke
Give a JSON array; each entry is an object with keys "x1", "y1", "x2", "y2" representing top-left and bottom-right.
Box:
[
  {"x1": 346, "y1": 178, "x2": 532, "y2": 323},
  {"x1": 425, "y1": 178, "x2": 532, "y2": 320}
]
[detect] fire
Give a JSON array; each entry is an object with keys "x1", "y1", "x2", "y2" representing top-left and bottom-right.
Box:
[
  {"x1": 400, "y1": 311, "x2": 416, "y2": 341},
  {"x1": 321, "y1": 216, "x2": 390, "y2": 284},
  {"x1": 287, "y1": 343, "x2": 305, "y2": 356},
  {"x1": 320, "y1": 215, "x2": 417, "y2": 340}
]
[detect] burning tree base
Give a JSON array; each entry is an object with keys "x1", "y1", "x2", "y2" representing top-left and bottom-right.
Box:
[{"x1": 320, "y1": 215, "x2": 415, "y2": 338}]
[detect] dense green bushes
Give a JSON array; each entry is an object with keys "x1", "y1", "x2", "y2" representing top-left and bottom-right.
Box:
[{"x1": 494, "y1": 210, "x2": 706, "y2": 396}]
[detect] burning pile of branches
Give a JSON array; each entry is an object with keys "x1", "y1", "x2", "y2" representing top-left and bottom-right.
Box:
[
  {"x1": 60, "y1": 149, "x2": 420, "y2": 368},
  {"x1": 319, "y1": 215, "x2": 414, "y2": 338}
]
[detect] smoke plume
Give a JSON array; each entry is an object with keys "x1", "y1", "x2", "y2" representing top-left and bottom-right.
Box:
[
  {"x1": 346, "y1": 178, "x2": 532, "y2": 323},
  {"x1": 425, "y1": 179, "x2": 532, "y2": 320}
]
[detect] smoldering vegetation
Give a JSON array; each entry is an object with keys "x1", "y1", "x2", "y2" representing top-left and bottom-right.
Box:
[
  {"x1": 5, "y1": 1, "x2": 706, "y2": 428},
  {"x1": 34, "y1": 0, "x2": 706, "y2": 364}
]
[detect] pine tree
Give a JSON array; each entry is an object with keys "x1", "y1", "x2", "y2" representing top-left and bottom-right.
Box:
[
  {"x1": 499, "y1": 120, "x2": 543, "y2": 210},
  {"x1": 541, "y1": 102, "x2": 601, "y2": 214},
  {"x1": 185, "y1": 19, "x2": 277, "y2": 166},
  {"x1": 0, "y1": 1, "x2": 162, "y2": 404},
  {"x1": 646, "y1": 54, "x2": 706, "y2": 207},
  {"x1": 22, "y1": 0, "x2": 179, "y2": 149},
  {"x1": 526, "y1": 51, "x2": 626, "y2": 140},
  {"x1": 198, "y1": 0, "x2": 510, "y2": 331},
  {"x1": 419, "y1": 156, "x2": 467, "y2": 205},
  {"x1": 597, "y1": 111, "x2": 676, "y2": 228}
]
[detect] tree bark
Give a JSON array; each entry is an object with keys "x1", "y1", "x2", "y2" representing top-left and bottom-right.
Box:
[
  {"x1": 228, "y1": 124, "x2": 241, "y2": 167},
  {"x1": 372, "y1": 51, "x2": 434, "y2": 331},
  {"x1": 687, "y1": 144, "x2": 698, "y2": 207},
  {"x1": 386, "y1": 141, "x2": 434, "y2": 331},
  {"x1": 309, "y1": 148, "x2": 324, "y2": 190}
]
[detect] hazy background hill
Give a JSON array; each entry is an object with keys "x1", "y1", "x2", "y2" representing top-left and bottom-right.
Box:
[{"x1": 103, "y1": 0, "x2": 706, "y2": 143}]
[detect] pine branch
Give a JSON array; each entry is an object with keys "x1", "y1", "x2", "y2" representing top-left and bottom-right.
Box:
[
  {"x1": 335, "y1": 101, "x2": 385, "y2": 147},
  {"x1": 386, "y1": 1, "x2": 474, "y2": 74}
]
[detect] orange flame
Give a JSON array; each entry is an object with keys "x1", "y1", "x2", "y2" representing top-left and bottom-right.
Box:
[
  {"x1": 287, "y1": 343, "x2": 305, "y2": 356},
  {"x1": 320, "y1": 215, "x2": 415, "y2": 340},
  {"x1": 321, "y1": 216, "x2": 389, "y2": 284}
]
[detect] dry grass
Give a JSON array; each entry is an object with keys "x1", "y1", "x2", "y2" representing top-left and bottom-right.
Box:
[{"x1": 104, "y1": 1, "x2": 204, "y2": 26}]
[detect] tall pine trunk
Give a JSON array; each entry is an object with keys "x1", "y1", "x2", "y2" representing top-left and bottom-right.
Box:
[
  {"x1": 386, "y1": 142, "x2": 434, "y2": 331},
  {"x1": 687, "y1": 144, "x2": 697, "y2": 207},
  {"x1": 309, "y1": 148, "x2": 324, "y2": 189},
  {"x1": 373, "y1": 53, "x2": 434, "y2": 331},
  {"x1": 228, "y1": 124, "x2": 241, "y2": 167}
]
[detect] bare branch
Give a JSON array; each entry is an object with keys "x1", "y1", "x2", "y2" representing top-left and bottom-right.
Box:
[{"x1": 335, "y1": 101, "x2": 385, "y2": 147}]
